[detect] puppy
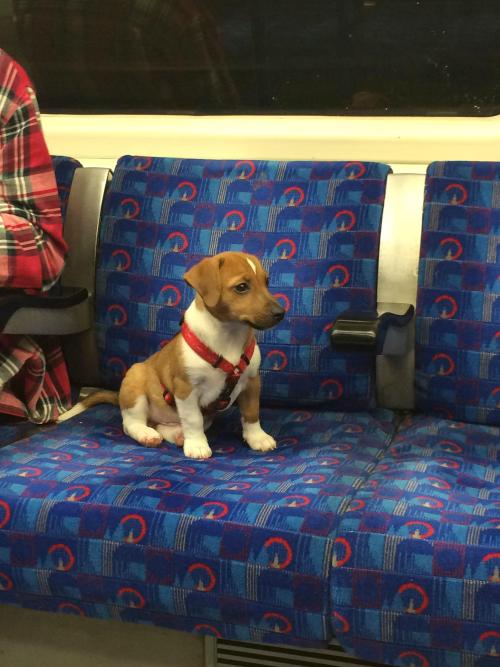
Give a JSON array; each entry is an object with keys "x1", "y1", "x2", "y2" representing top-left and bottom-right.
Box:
[{"x1": 59, "y1": 252, "x2": 285, "y2": 459}]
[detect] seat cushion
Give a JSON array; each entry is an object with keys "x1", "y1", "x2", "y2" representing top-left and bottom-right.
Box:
[
  {"x1": 0, "y1": 404, "x2": 394, "y2": 645},
  {"x1": 95, "y1": 156, "x2": 391, "y2": 409},
  {"x1": 331, "y1": 414, "x2": 500, "y2": 666},
  {"x1": 0, "y1": 420, "x2": 40, "y2": 448},
  {"x1": 416, "y1": 161, "x2": 500, "y2": 425}
]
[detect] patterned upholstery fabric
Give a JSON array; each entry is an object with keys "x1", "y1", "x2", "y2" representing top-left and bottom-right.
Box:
[
  {"x1": 0, "y1": 404, "x2": 395, "y2": 645},
  {"x1": 51, "y1": 156, "x2": 82, "y2": 221},
  {"x1": 416, "y1": 161, "x2": 500, "y2": 425},
  {"x1": 95, "y1": 156, "x2": 391, "y2": 409},
  {"x1": 0, "y1": 155, "x2": 400, "y2": 647},
  {"x1": 331, "y1": 414, "x2": 500, "y2": 667},
  {"x1": 2, "y1": 157, "x2": 497, "y2": 667},
  {"x1": 0, "y1": 420, "x2": 40, "y2": 448},
  {"x1": 329, "y1": 162, "x2": 500, "y2": 667}
]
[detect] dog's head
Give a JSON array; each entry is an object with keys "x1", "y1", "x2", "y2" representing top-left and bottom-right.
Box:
[{"x1": 184, "y1": 252, "x2": 285, "y2": 330}]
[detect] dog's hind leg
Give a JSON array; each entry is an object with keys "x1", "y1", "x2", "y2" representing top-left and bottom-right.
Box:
[
  {"x1": 155, "y1": 423, "x2": 184, "y2": 446},
  {"x1": 155, "y1": 415, "x2": 213, "y2": 447},
  {"x1": 122, "y1": 395, "x2": 163, "y2": 447},
  {"x1": 120, "y1": 363, "x2": 162, "y2": 448}
]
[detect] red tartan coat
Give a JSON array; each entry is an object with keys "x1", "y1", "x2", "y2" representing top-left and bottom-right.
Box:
[
  {"x1": 0, "y1": 49, "x2": 67, "y2": 290},
  {"x1": 0, "y1": 51, "x2": 70, "y2": 422}
]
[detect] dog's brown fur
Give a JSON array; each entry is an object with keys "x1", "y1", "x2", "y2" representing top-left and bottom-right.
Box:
[{"x1": 59, "y1": 252, "x2": 284, "y2": 457}]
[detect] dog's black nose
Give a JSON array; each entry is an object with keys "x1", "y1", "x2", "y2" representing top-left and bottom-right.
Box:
[{"x1": 272, "y1": 305, "x2": 286, "y2": 322}]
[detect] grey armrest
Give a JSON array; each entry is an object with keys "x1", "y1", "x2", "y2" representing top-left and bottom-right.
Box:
[
  {"x1": 61, "y1": 167, "x2": 112, "y2": 386},
  {"x1": 1, "y1": 287, "x2": 90, "y2": 334},
  {"x1": 1, "y1": 167, "x2": 111, "y2": 336}
]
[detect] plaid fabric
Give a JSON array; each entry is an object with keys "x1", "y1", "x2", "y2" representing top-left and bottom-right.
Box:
[
  {"x1": 0, "y1": 49, "x2": 66, "y2": 291},
  {"x1": 0, "y1": 155, "x2": 78, "y2": 424},
  {"x1": 0, "y1": 335, "x2": 71, "y2": 423}
]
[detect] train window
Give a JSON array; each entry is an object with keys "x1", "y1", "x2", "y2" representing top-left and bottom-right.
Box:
[{"x1": 2, "y1": 0, "x2": 498, "y2": 116}]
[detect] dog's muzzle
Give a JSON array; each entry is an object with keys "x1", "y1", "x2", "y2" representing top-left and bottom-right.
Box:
[
  {"x1": 271, "y1": 304, "x2": 286, "y2": 322},
  {"x1": 247, "y1": 303, "x2": 285, "y2": 330}
]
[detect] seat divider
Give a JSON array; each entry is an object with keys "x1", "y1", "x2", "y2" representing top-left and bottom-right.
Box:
[
  {"x1": 376, "y1": 173, "x2": 426, "y2": 410},
  {"x1": 61, "y1": 167, "x2": 112, "y2": 387}
]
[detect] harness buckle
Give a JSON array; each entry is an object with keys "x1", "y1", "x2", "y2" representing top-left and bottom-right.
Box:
[
  {"x1": 212, "y1": 355, "x2": 224, "y2": 368},
  {"x1": 163, "y1": 389, "x2": 175, "y2": 407}
]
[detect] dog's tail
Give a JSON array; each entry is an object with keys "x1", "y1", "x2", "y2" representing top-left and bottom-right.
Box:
[{"x1": 57, "y1": 390, "x2": 119, "y2": 423}]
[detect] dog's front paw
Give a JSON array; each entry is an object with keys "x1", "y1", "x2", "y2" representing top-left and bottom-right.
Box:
[
  {"x1": 184, "y1": 436, "x2": 212, "y2": 460},
  {"x1": 244, "y1": 426, "x2": 277, "y2": 452}
]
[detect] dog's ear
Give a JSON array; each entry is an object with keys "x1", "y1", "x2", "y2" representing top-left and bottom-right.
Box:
[{"x1": 184, "y1": 256, "x2": 223, "y2": 308}]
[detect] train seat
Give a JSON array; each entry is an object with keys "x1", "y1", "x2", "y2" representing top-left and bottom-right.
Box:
[
  {"x1": 52, "y1": 156, "x2": 83, "y2": 220},
  {"x1": 331, "y1": 162, "x2": 500, "y2": 667},
  {"x1": 0, "y1": 157, "x2": 399, "y2": 647},
  {"x1": 1, "y1": 158, "x2": 497, "y2": 667}
]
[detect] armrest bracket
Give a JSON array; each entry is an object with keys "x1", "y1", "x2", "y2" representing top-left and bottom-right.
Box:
[{"x1": 330, "y1": 303, "x2": 414, "y2": 356}]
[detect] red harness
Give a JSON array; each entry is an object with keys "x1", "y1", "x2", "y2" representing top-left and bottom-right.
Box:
[{"x1": 163, "y1": 321, "x2": 256, "y2": 414}]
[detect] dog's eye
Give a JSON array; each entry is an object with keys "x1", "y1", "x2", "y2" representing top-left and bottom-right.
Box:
[{"x1": 234, "y1": 282, "x2": 250, "y2": 294}]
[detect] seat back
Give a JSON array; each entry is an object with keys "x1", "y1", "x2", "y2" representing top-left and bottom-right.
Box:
[
  {"x1": 415, "y1": 161, "x2": 500, "y2": 424},
  {"x1": 95, "y1": 156, "x2": 391, "y2": 409},
  {"x1": 51, "y1": 155, "x2": 83, "y2": 220}
]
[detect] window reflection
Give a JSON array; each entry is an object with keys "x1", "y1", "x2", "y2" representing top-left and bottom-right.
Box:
[{"x1": 2, "y1": 0, "x2": 498, "y2": 115}]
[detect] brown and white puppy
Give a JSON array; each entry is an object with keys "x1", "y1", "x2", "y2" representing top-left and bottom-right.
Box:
[{"x1": 59, "y1": 252, "x2": 285, "y2": 459}]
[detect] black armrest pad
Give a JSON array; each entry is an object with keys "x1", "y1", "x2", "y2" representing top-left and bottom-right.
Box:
[
  {"x1": 330, "y1": 305, "x2": 414, "y2": 354},
  {"x1": 329, "y1": 309, "x2": 379, "y2": 349},
  {"x1": 0, "y1": 287, "x2": 88, "y2": 330}
]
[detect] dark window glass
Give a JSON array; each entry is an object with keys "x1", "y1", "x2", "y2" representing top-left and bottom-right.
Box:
[{"x1": 1, "y1": 0, "x2": 498, "y2": 115}]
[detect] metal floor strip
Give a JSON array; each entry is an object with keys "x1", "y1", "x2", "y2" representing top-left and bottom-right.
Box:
[{"x1": 212, "y1": 638, "x2": 385, "y2": 667}]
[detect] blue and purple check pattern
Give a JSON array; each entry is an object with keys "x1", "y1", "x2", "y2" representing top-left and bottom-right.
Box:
[
  {"x1": 95, "y1": 156, "x2": 391, "y2": 409},
  {"x1": 0, "y1": 159, "x2": 499, "y2": 667}
]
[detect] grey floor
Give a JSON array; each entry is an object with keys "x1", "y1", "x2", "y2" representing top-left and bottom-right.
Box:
[{"x1": 0, "y1": 605, "x2": 205, "y2": 667}]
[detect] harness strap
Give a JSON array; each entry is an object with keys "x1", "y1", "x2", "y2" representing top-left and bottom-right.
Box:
[{"x1": 163, "y1": 323, "x2": 256, "y2": 414}]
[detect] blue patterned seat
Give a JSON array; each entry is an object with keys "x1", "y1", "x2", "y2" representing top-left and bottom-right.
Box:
[
  {"x1": 416, "y1": 161, "x2": 500, "y2": 425},
  {"x1": 51, "y1": 155, "x2": 83, "y2": 221},
  {"x1": 96, "y1": 157, "x2": 391, "y2": 410},
  {"x1": 331, "y1": 162, "x2": 500, "y2": 667},
  {"x1": 0, "y1": 156, "x2": 396, "y2": 646},
  {"x1": 0, "y1": 420, "x2": 40, "y2": 449},
  {"x1": 332, "y1": 414, "x2": 500, "y2": 667},
  {"x1": 0, "y1": 404, "x2": 394, "y2": 645}
]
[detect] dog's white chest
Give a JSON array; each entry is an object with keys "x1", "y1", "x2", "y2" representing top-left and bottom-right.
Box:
[{"x1": 181, "y1": 338, "x2": 260, "y2": 409}]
